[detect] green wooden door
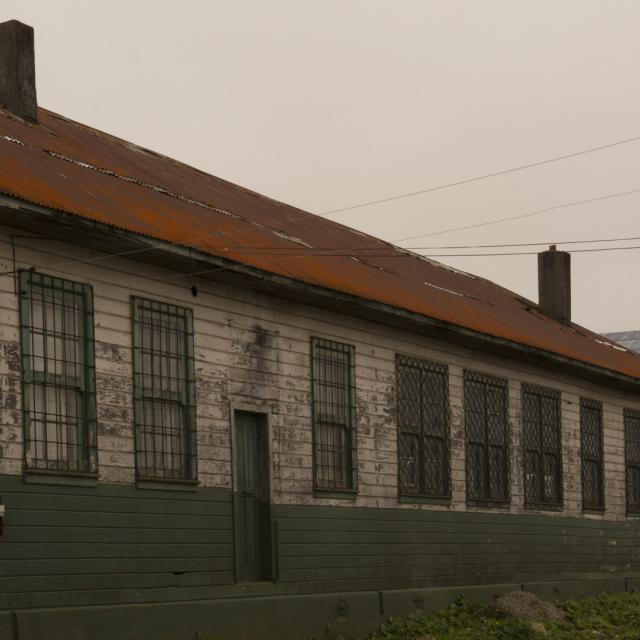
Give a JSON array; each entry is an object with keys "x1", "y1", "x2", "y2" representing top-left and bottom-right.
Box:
[{"x1": 234, "y1": 411, "x2": 272, "y2": 582}]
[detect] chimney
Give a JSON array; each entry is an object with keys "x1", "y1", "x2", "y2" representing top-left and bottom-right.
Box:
[
  {"x1": 538, "y1": 245, "x2": 571, "y2": 324},
  {"x1": 0, "y1": 20, "x2": 37, "y2": 122}
]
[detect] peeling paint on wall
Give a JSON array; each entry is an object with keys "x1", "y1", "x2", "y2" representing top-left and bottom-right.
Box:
[{"x1": 0, "y1": 226, "x2": 637, "y2": 521}]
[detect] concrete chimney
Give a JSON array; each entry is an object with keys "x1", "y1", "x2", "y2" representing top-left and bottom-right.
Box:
[
  {"x1": 0, "y1": 20, "x2": 37, "y2": 122},
  {"x1": 538, "y1": 245, "x2": 571, "y2": 324}
]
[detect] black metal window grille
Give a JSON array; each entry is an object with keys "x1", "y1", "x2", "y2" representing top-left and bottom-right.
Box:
[
  {"x1": 132, "y1": 297, "x2": 196, "y2": 481},
  {"x1": 19, "y1": 270, "x2": 97, "y2": 473},
  {"x1": 464, "y1": 371, "x2": 509, "y2": 502},
  {"x1": 311, "y1": 337, "x2": 356, "y2": 491},
  {"x1": 522, "y1": 384, "x2": 562, "y2": 507},
  {"x1": 624, "y1": 408, "x2": 640, "y2": 513},
  {"x1": 397, "y1": 355, "x2": 450, "y2": 497},
  {"x1": 580, "y1": 398, "x2": 604, "y2": 511}
]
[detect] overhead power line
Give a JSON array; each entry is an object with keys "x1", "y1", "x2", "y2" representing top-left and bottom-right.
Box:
[
  {"x1": 319, "y1": 133, "x2": 640, "y2": 217},
  {"x1": 8, "y1": 232, "x2": 640, "y2": 288},
  {"x1": 419, "y1": 245, "x2": 640, "y2": 258},
  {"x1": 7, "y1": 181, "x2": 640, "y2": 283},
  {"x1": 159, "y1": 244, "x2": 640, "y2": 282},
  {"x1": 392, "y1": 186, "x2": 640, "y2": 243},
  {"x1": 404, "y1": 234, "x2": 640, "y2": 250},
  {"x1": 139, "y1": 243, "x2": 640, "y2": 259},
  {"x1": 10, "y1": 182, "x2": 640, "y2": 280},
  {"x1": 185, "y1": 234, "x2": 640, "y2": 252}
]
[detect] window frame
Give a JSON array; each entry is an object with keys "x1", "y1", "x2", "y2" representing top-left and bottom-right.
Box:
[
  {"x1": 310, "y1": 336, "x2": 357, "y2": 494},
  {"x1": 18, "y1": 270, "x2": 97, "y2": 475},
  {"x1": 522, "y1": 383, "x2": 563, "y2": 509},
  {"x1": 131, "y1": 296, "x2": 197, "y2": 483},
  {"x1": 580, "y1": 397, "x2": 605, "y2": 512},
  {"x1": 396, "y1": 354, "x2": 450, "y2": 500},
  {"x1": 624, "y1": 408, "x2": 640, "y2": 515},
  {"x1": 464, "y1": 370, "x2": 510, "y2": 505}
]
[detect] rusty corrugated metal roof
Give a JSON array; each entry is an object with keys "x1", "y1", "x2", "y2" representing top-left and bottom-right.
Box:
[{"x1": 1, "y1": 106, "x2": 639, "y2": 380}]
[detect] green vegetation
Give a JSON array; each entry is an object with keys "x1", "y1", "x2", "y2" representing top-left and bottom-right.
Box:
[{"x1": 368, "y1": 591, "x2": 640, "y2": 639}]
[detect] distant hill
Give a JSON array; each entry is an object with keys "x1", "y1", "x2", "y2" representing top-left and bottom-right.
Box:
[{"x1": 603, "y1": 331, "x2": 640, "y2": 354}]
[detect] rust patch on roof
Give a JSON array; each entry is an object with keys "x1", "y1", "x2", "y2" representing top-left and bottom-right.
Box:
[{"x1": 1, "y1": 107, "x2": 640, "y2": 380}]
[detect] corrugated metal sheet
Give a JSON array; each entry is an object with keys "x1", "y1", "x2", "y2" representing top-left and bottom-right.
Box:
[{"x1": 1, "y1": 106, "x2": 639, "y2": 380}]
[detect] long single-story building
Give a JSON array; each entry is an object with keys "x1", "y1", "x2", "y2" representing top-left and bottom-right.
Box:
[{"x1": 1, "y1": 19, "x2": 640, "y2": 640}]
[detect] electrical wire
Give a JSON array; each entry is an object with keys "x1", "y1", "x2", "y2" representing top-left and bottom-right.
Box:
[
  {"x1": 218, "y1": 184, "x2": 640, "y2": 261},
  {"x1": 136, "y1": 244, "x2": 640, "y2": 259},
  {"x1": 319, "y1": 134, "x2": 640, "y2": 217},
  {"x1": 404, "y1": 235, "x2": 640, "y2": 250},
  {"x1": 81, "y1": 181, "x2": 640, "y2": 267},
  {"x1": 411, "y1": 245, "x2": 640, "y2": 258},
  {"x1": 392, "y1": 186, "x2": 640, "y2": 243},
  {"x1": 5, "y1": 149, "x2": 640, "y2": 278},
  {"x1": 6, "y1": 122, "x2": 640, "y2": 282},
  {"x1": 53, "y1": 181, "x2": 640, "y2": 266},
  {"x1": 6, "y1": 227, "x2": 640, "y2": 286},
  {"x1": 166, "y1": 234, "x2": 640, "y2": 252},
  {"x1": 158, "y1": 243, "x2": 640, "y2": 281},
  {"x1": 5, "y1": 174, "x2": 640, "y2": 281}
]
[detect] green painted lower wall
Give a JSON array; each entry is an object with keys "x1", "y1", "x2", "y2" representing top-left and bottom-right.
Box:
[
  {"x1": 2, "y1": 475, "x2": 640, "y2": 639},
  {"x1": 0, "y1": 475, "x2": 235, "y2": 611},
  {"x1": 273, "y1": 503, "x2": 640, "y2": 591}
]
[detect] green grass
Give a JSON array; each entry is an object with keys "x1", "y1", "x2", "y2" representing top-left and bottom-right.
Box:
[{"x1": 368, "y1": 592, "x2": 640, "y2": 640}]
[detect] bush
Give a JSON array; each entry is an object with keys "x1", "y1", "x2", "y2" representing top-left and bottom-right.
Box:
[{"x1": 367, "y1": 591, "x2": 640, "y2": 640}]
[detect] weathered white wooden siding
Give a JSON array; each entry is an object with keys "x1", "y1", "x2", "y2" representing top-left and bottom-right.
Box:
[{"x1": 0, "y1": 226, "x2": 637, "y2": 521}]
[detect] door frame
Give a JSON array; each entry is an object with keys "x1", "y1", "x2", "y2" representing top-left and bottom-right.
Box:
[{"x1": 229, "y1": 399, "x2": 276, "y2": 581}]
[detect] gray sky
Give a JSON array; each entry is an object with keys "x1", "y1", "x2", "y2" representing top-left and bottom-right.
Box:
[{"x1": 4, "y1": 1, "x2": 640, "y2": 333}]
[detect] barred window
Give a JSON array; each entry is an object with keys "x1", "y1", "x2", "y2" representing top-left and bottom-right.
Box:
[
  {"x1": 132, "y1": 297, "x2": 196, "y2": 481},
  {"x1": 464, "y1": 371, "x2": 509, "y2": 502},
  {"x1": 581, "y1": 398, "x2": 604, "y2": 511},
  {"x1": 397, "y1": 355, "x2": 450, "y2": 497},
  {"x1": 624, "y1": 408, "x2": 640, "y2": 513},
  {"x1": 19, "y1": 271, "x2": 97, "y2": 473},
  {"x1": 522, "y1": 384, "x2": 562, "y2": 507},
  {"x1": 311, "y1": 337, "x2": 356, "y2": 491}
]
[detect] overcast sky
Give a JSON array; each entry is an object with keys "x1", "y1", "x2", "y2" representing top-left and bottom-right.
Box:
[{"x1": 4, "y1": 1, "x2": 640, "y2": 333}]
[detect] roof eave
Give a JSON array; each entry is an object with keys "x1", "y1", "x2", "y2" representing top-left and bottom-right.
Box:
[{"x1": 2, "y1": 192, "x2": 640, "y2": 395}]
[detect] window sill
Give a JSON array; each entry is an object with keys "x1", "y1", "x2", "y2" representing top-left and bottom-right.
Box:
[
  {"x1": 313, "y1": 488, "x2": 358, "y2": 501},
  {"x1": 136, "y1": 478, "x2": 199, "y2": 492},
  {"x1": 466, "y1": 498, "x2": 511, "y2": 510},
  {"x1": 626, "y1": 511, "x2": 640, "y2": 518},
  {"x1": 23, "y1": 470, "x2": 98, "y2": 487},
  {"x1": 524, "y1": 503, "x2": 564, "y2": 513},
  {"x1": 583, "y1": 507, "x2": 605, "y2": 515},
  {"x1": 399, "y1": 495, "x2": 451, "y2": 505}
]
